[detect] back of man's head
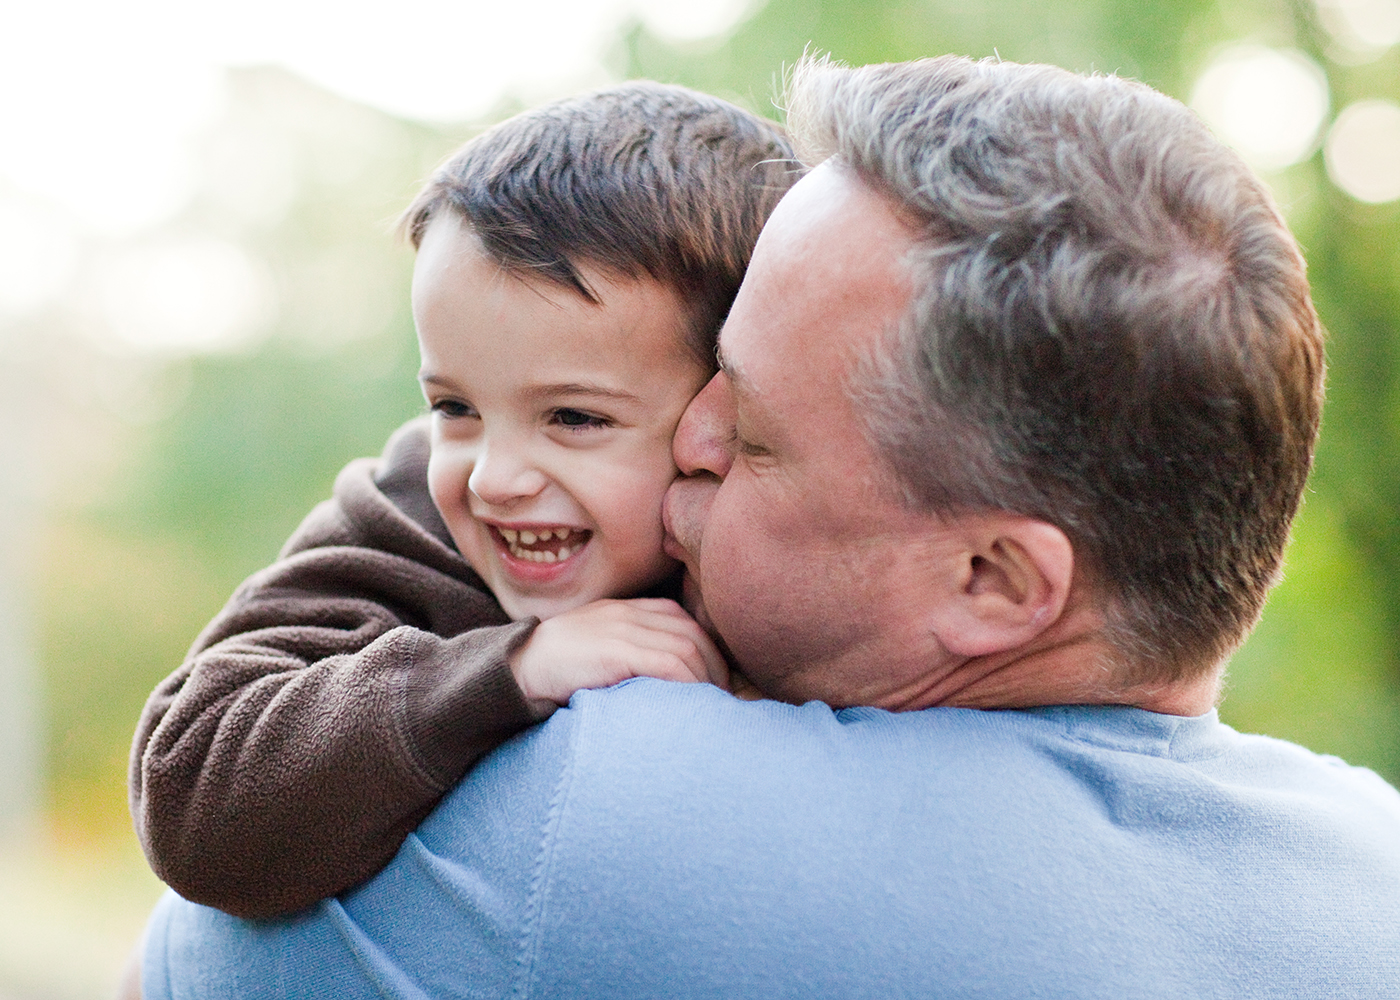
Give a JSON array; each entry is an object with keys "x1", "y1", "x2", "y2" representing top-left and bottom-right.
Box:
[
  {"x1": 402, "y1": 81, "x2": 796, "y2": 365},
  {"x1": 785, "y1": 56, "x2": 1325, "y2": 683}
]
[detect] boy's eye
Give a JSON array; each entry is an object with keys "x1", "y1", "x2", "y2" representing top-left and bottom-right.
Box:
[
  {"x1": 552, "y1": 408, "x2": 610, "y2": 430},
  {"x1": 432, "y1": 399, "x2": 478, "y2": 419}
]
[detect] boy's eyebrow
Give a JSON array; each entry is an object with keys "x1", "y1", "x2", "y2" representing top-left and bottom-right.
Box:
[
  {"x1": 419, "y1": 371, "x2": 641, "y2": 405},
  {"x1": 525, "y1": 382, "x2": 642, "y2": 404}
]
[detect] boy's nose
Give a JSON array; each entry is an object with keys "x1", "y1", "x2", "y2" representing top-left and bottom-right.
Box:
[{"x1": 467, "y1": 444, "x2": 549, "y2": 507}]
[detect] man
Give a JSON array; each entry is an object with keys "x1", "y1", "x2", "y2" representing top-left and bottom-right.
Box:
[{"x1": 138, "y1": 56, "x2": 1400, "y2": 998}]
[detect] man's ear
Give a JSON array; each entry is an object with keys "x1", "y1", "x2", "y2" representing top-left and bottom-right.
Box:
[{"x1": 926, "y1": 515, "x2": 1074, "y2": 658}]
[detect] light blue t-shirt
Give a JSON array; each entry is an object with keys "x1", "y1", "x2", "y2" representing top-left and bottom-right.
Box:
[{"x1": 143, "y1": 679, "x2": 1400, "y2": 999}]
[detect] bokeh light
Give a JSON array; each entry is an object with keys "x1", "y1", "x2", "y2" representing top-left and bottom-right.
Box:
[
  {"x1": 0, "y1": 198, "x2": 79, "y2": 318},
  {"x1": 1190, "y1": 45, "x2": 1330, "y2": 170},
  {"x1": 1315, "y1": 0, "x2": 1400, "y2": 58},
  {"x1": 1325, "y1": 100, "x2": 1400, "y2": 203},
  {"x1": 0, "y1": 0, "x2": 764, "y2": 355},
  {"x1": 634, "y1": 0, "x2": 765, "y2": 41},
  {"x1": 91, "y1": 240, "x2": 276, "y2": 354}
]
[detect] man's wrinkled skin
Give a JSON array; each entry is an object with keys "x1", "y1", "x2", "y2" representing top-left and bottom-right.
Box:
[{"x1": 662, "y1": 163, "x2": 1218, "y2": 717}]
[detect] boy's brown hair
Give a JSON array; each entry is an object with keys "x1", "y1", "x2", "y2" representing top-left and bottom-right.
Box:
[{"x1": 402, "y1": 82, "x2": 797, "y2": 363}]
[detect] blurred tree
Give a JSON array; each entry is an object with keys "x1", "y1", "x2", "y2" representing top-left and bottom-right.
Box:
[
  {"x1": 1229, "y1": 3, "x2": 1400, "y2": 777},
  {"x1": 35, "y1": 1, "x2": 1400, "y2": 845},
  {"x1": 38, "y1": 67, "x2": 464, "y2": 834},
  {"x1": 618, "y1": 0, "x2": 1226, "y2": 110}
]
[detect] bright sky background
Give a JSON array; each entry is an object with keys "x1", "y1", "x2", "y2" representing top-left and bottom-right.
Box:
[
  {"x1": 2, "y1": 0, "x2": 1397, "y2": 352},
  {"x1": 3, "y1": 0, "x2": 1395, "y2": 235},
  {"x1": 0, "y1": 0, "x2": 761, "y2": 345},
  {"x1": 0, "y1": 0, "x2": 758, "y2": 235}
]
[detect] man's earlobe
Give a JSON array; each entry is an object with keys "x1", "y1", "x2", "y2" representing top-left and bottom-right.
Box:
[{"x1": 929, "y1": 517, "x2": 1074, "y2": 658}]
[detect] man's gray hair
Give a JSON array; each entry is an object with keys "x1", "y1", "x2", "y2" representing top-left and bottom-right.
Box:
[{"x1": 785, "y1": 56, "x2": 1325, "y2": 682}]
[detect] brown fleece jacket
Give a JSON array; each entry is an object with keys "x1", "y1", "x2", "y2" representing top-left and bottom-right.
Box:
[{"x1": 129, "y1": 418, "x2": 540, "y2": 919}]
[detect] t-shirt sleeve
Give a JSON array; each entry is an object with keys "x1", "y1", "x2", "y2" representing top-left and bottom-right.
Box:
[{"x1": 128, "y1": 419, "x2": 540, "y2": 919}]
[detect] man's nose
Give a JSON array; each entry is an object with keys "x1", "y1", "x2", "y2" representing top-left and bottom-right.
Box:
[
  {"x1": 467, "y1": 439, "x2": 548, "y2": 507},
  {"x1": 673, "y1": 371, "x2": 736, "y2": 478}
]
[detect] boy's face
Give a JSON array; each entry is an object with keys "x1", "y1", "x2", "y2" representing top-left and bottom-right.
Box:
[{"x1": 413, "y1": 215, "x2": 711, "y2": 621}]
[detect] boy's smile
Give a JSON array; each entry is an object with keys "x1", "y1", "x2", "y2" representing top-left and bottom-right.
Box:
[
  {"x1": 482, "y1": 521, "x2": 592, "y2": 586},
  {"x1": 491, "y1": 523, "x2": 590, "y2": 564},
  {"x1": 413, "y1": 214, "x2": 711, "y2": 621}
]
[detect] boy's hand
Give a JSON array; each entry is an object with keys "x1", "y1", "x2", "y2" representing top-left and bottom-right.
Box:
[{"x1": 510, "y1": 598, "x2": 730, "y2": 719}]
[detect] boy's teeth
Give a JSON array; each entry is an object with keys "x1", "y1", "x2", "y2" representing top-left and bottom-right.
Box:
[
  {"x1": 501, "y1": 527, "x2": 575, "y2": 545},
  {"x1": 510, "y1": 545, "x2": 575, "y2": 563},
  {"x1": 501, "y1": 527, "x2": 583, "y2": 562}
]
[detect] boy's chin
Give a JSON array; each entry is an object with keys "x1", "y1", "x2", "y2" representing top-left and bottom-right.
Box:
[{"x1": 496, "y1": 590, "x2": 589, "y2": 622}]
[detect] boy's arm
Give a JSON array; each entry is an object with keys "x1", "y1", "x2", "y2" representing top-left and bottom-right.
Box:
[{"x1": 129, "y1": 420, "x2": 541, "y2": 919}]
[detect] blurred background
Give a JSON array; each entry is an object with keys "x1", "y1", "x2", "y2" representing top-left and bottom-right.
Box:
[{"x1": 1, "y1": 0, "x2": 1397, "y2": 995}]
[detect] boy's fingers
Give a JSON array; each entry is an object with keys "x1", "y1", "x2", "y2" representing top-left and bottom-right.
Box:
[
  {"x1": 615, "y1": 598, "x2": 686, "y2": 615},
  {"x1": 698, "y1": 635, "x2": 730, "y2": 690},
  {"x1": 620, "y1": 616, "x2": 729, "y2": 690},
  {"x1": 670, "y1": 621, "x2": 728, "y2": 689},
  {"x1": 531, "y1": 598, "x2": 730, "y2": 694}
]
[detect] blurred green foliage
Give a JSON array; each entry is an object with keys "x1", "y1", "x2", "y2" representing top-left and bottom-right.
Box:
[
  {"x1": 38, "y1": 68, "x2": 449, "y2": 835},
  {"x1": 37, "y1": 0, "x2": 1400, "y2": 849}
]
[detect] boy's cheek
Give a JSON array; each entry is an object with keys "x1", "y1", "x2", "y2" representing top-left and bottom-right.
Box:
[
  {"x1": 426, "y1": 453, "x2": 479, "y2": 539},
  {"x1": 425, "y1": 456, "x2": 455, "y2": 509}
]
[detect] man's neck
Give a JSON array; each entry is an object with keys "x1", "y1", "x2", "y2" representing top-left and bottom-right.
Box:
[
  {"x1": 908, "y1": 628, "x2": 1221, "y2": 718},
  {"x1": 728, "y1": 653, "x2": 1220, "y2": 716},
  {"x1": 725, "y1": 599, "x2": 1221, "y2": 717}
]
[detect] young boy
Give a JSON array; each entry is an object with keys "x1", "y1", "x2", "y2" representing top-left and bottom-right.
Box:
[{"x1": 129, "y1": 82, "x2": 795, "y2": 919}]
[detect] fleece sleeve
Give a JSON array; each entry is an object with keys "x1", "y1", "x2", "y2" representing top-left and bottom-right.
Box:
[{"x1": 128, "y1": 420, "x2": 540, "y2": 919}]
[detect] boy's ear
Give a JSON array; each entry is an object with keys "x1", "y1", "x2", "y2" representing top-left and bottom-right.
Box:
[{"x1": 925, "y1": 514, "x2": 1074, "y2": 658}]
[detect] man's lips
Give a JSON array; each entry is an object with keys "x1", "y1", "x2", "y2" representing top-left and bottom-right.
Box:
[{"x1": 660, "y1": 481, "x2": 700, "y2": 566}]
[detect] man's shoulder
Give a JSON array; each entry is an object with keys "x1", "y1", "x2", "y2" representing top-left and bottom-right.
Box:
[
  {"x1": 432, "y1": 681, "x2": 1400, "y2": 995},
  {"x1": 493, "y1": 681, "x2": 1400, "y2": 885},
  {"x1": 519, "y1": 680, "x2": 1400, "y2": 801}
]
